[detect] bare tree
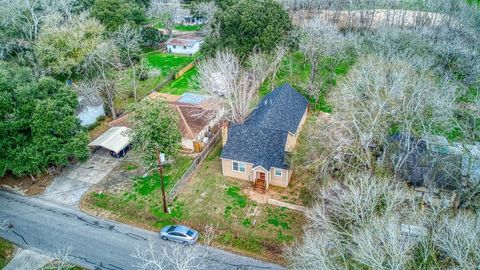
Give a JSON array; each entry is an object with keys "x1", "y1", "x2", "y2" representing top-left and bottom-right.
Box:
[
  {"x1": 132, "y1": 239, "x2": 211, "y2": 270},
  {"x1": 289, "y1": 173, "x2": 424, "y2": 270},
  {"x1": 298, "y1": 18, "x2": 345, "y2": 104},
  {"x1": 314, "y1": 56, "x2": 457, "y2": 174},
  {"x1": 148, "y1": 0, "x2": 188, "y2": 37},
  {"x1": 191, "y1": 1, "x2": 218, "y2": 37},
  {"x1": 436, "y1": 212, "x2": 480, "y2": 269},
  {"x1": 350, "y1": 216, "x2": 421, "y2": 270},
  {"x1": 112, "y1": 24, "x2": 142, "y2": 102},
  {"x1": 197, "y1": 48, "x2": 287, "y2": 123},
  {"x1": 83, "y1": 41, "x2": 123, "y2": 119},
  {"x1": 43, "y1": 246, "x2": 78, "y2": 270},
  {"x1": 197, "y1": 51, "x2": 256, "y2": 124}
]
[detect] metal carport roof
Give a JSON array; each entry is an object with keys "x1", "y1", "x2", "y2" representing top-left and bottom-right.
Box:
[{"x1": 88, "y1": 126, "x2": 132, "y2": 154}]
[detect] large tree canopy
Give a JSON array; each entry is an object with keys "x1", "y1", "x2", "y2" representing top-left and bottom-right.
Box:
[
  {"x1": 91, "y1": 0, "x2": 146, "y2": 31},
  {"x1": 204, "y1": 0, "x2": 292, "y2": 56},
  {"x1": 34, "y1": 15, "x2": 105, "y2": 78},
  {"x1": 128, "y1": 98, "x2": 181, "y2": 167},
  {"x1": 0, "y1": 63, "x2": 89, "y2": 177}
]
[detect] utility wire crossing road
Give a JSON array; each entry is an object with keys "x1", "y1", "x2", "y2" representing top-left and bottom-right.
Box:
[{"x1": 0, "y1": 191, "x2": 283, "y2": 270}]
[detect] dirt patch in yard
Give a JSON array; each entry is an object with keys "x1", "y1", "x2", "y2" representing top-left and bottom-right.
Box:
[{"x1": 0, "y1": 173, "x2": 53, "y2": 196}]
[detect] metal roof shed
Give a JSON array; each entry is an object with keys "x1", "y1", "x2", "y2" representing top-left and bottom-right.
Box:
[{"x1": 88, "y1": 126, "x2": 132, "y2": 154}]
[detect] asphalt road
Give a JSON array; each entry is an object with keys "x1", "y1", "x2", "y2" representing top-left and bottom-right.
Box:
[{"x1": 0, "y1": 191, "x2": 283, "y2": 270}]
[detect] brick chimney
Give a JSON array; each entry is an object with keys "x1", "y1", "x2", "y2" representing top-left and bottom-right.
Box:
[{"x1": 221, "y1": 121, "x2": 229, "y2": 146}]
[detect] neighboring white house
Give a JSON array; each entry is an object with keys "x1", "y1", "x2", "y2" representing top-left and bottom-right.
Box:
[
  {"x1": 166, "y1": 35, "x2": 203, "y2": 55},
  {"x1": 76, "y1": 96, "x2": 105, "y2": 127}
]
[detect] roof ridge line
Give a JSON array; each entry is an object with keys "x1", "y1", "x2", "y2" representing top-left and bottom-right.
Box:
[{"x1": 176, "y1": 105, "x2": 194, "y2": 138}]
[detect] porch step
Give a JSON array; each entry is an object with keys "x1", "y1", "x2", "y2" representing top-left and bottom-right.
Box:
[{"x1": 253, "y1": 183, "x2": 266, "y2": 193}]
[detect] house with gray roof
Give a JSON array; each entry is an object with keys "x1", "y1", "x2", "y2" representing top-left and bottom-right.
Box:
[{"x1": 220, "y1": 83, "x2": 308, "y2": 192}]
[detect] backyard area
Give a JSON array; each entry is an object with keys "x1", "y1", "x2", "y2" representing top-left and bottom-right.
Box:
[
  {"x1": 81, "y1": 142, "x2": 306, "y2": 264},
  {"x1": 115, "y1": 51, "x2": 196, "y2": 112},
  {"x1": 260, "y1": 50, "x2": 356, "y2": 112},
  {"x1": 159, "y1": 66, "x2": 200, "y2": 95}
]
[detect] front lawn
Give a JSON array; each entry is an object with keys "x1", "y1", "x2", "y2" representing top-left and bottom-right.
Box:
[
  {"x1": 82, "y1": 143, "x2": 305, "y2": 264},
  {"x1": 172, "y1": 144, "x2": 305, "y2": 263},
  {"x1": 159, "y1": 67, "x2": 200, "y2": 95},
  {"x1": 81, "y1": 154, "x2": 194, "y2": 229}
]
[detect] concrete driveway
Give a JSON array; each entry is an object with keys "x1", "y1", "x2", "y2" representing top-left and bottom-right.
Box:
[{"x1": 36, "y1": 149, "x2": 119, "y2": 207}]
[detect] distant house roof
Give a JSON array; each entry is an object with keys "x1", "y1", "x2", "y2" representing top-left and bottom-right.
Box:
[
  {"x1": 221, "y1": 124, "x2": 289, "y2": 169},
  {"x1": 88, "y1": 126, "x2": 131, "y2": 154},
  {"x1": 221, "y1": 83, "x2": 308, "y2": 170},
  {"x1": 166, "y1": 35, "x2": 203, "y2": 47},
  {"x1": 246, "y1": 83, "x2": 309, "y2": 134}
]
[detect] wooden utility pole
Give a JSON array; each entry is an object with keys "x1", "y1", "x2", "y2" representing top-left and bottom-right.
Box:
[{"x1": 157, "y1": 151, "x2": 168, "y2": 213}]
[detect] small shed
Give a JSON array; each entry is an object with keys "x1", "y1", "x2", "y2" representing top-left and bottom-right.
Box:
[{"x1": 88, "y1": 126, "x2": 132, "y2": 156}]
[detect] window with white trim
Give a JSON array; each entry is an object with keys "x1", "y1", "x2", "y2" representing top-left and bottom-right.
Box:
[
  {"x1": 232, "y1": 161, "x2": 246, "y2": 173},
  {"x1": 274, "y1": 168, "x2": 282, "y2": 176}
]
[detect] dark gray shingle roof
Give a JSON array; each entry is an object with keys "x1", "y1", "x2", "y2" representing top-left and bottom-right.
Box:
[
  {"x1": 221, "y1": 84, "x2": 308, "y2": 170},
  {"x1": 246, "y1": 83, "x2": 308, "y2": 134},
  {"x1": 221, "y1": 124, "x2": 289, "y2": 169}
]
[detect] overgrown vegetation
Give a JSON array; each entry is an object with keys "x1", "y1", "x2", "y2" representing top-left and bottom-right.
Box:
[
  {"x1": 279, "y1": 1, "x2": 480, "y2": 269},
  {"x1": 0, "y1": 238, "x2": 13, "y2": 268}
]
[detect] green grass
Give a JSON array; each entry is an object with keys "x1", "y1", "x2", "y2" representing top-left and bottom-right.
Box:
[
  {"x1": 174, "y1": 24, "x2": 204, "y2": 32},
  {"x1": 84, "y1": 143, "x2": 304, "y2": 263},
  {"x1": 114, "y1": 52, "x2": 195, "y2": 112},
  {"x1": 145, "y1": 52, "x2": 194, "y2": 71},
  {"x1": 260, "y1": 51, "x2": 356, "y2": 113},
  {"x1": 160, "y1": 67, "x2": 200, "y2": 95},
  {"x1": 0, "y1": 238, "x2": 14, "y2": 268},
  {"x1": 131, "y1": 155, "x2": 194, "y2": 196},
  {"x1": 86, "y1": 155, "x2": 194, "y2": 229}
]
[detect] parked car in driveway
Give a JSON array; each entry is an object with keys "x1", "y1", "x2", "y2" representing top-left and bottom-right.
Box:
[{"x1": 160, "y1": 225, "x2": 199, "y2": 245}]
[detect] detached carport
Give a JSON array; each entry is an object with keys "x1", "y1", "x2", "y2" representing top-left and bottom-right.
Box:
[{"x1": 88, "y1": 126, "x2": 132, "y2": 157}]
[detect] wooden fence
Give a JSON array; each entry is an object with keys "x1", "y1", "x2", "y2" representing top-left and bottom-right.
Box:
[{"x1": 168, "y1": 129, "x2": 221, "y2": 201}]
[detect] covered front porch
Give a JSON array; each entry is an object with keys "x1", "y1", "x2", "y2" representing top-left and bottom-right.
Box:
[{"x1": 252, "y1": 166, "x2": 269, "y2": 193}]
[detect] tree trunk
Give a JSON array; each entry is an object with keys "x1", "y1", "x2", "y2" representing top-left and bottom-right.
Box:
[
  {"x1": 309, "y1": 59, "x2": 318, "y2": 89},
  {"x1": 132, "y1": 67, "x2": 137, "y2": 103},
  {"x1": 107, "y1": 90, "x2": 117, "y2": 119},
  {"x1": 157, "y1": 152, "x2": 168, "y2": 213}
]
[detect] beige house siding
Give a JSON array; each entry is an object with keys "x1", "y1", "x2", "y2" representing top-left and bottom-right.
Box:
[
  {"x1": 221, "y1": 159, "x2": 253, "y2": 181},
  {"x1": 284, "y1": 107, "x2": 308, "y2": 152},
  {"x1": 269, "y1": 167, "x2": 290, "y2": 187}
]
